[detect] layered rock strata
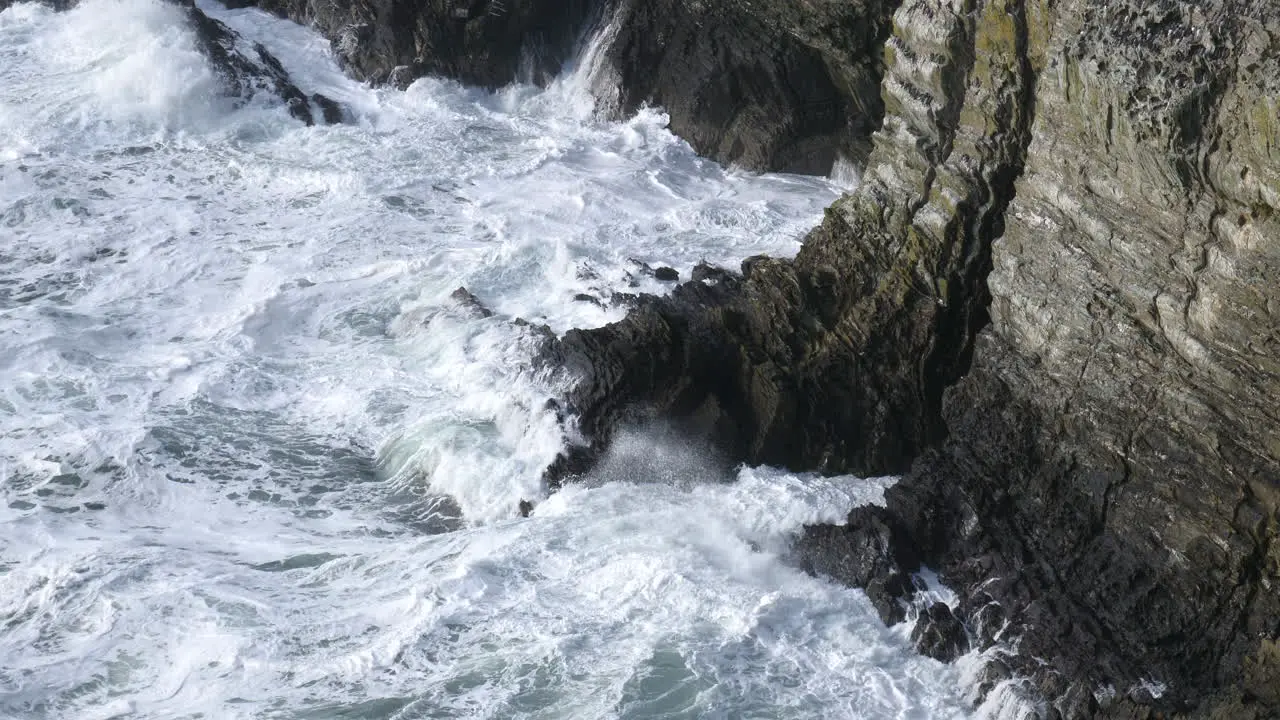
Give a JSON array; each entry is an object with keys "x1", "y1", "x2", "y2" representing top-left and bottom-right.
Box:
[
  {"x1": 550, "y1": 0, "x2": 1037, "y2": 484},
  {"x1": 545, "y1": 0, "x2": 1280, "y2": 717},
  {"x1": 179, "y1": 0, "x2": 344, "y2": 125}
]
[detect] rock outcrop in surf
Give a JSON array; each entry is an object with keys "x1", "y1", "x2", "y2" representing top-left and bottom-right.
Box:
[
  {"x1": 178, "y1": 0, "x2": 344, "y2": 125},
  {"x1": 220, "y1": 0, "x2": 896, "y2": 174},
  {"x1": 0, "y1": 0, "x2": 344, "y2": 125},
  {"x1": 189, "y1": 0, "x2": 1278, "y2": 715},
  {"x1": 9, "y1": 0, "x2": 1276, "y2": 716}
]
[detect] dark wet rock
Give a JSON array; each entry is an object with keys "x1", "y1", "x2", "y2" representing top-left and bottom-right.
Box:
[
  {"x1": 911, "y1": 602, "x2": 969, "y2": 662},
  {"x1": 518, "y1": 499, "x2": 534, "y2": 517},
  {"x1": 864, "y1": 571, "x2": 916, "y2": 626},
  {"x1": 0, "y1": 0, "x2": 346, "y2": 124},
  {"x1": 449, "y1": 286, "x2": 494, "y2": 318},
  {"x1": 688, "y1": 262, "x2": 733, "y2": 284},
  {"x1": 962, "y1": 591, "x2": 1009, "y2": 652},
  {"x1": 652, "y1": 266, "x2": 679, "y2": 282},
  {"x1": 1049, "y1": 681, "x2": 1101, "y2": 720},
  {"x1": 794, "y1": 507, "x2": 918, "y2": 589},
  {"x1": 572, "y1": 293, "x2": 604, "y2": 307},
  {"x1": 973, "y1": 657, "x2": 1014, "y2": 704},
  {"x1": 251, "y1": 552, "x2": 341, "y2": 572},
  {"x1": 230, "y1": 0, "x2": 603, "y2": 88},
  {"x1": 602, "y1": 0, "x2": 894, "y2": 173},
  {"x1": 0, "y1": 0, "x2": 70, "y2": 9},
  {"x1": 310, "y1": 92, "x2": 345, "y2": 124},
  {"x1": 179, "y1": 2, "x2": 345, "y2": 125},
  {"x1": 792, "y1": 509, "x2": 918, "y2": 626},
  {"x1": 624, "y1": 260, "x2": 679, "y2": 286},
  {"x1": 219, "y1": 0, "x2": 896, "y2": 173},
  {"x1": 607, "y1": 292, "x2": 640, "y2": 309}
]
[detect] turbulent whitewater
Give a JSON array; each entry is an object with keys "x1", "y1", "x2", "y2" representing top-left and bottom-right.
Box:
[{"x1": 0, "y1": 1, "x2": 992, "y2": 717}]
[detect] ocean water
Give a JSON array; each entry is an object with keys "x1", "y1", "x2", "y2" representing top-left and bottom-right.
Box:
[{"x1": 0, "y1": 1, "x2": 1028, "y2": 717}]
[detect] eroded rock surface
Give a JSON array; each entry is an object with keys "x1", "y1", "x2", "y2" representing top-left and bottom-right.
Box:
[
  {"x1": 912, "y1": 602, "x2": 969, "y2": 662},
  {"x1": 885, "y1": 0, "x2": 1280, "y2": 714},
  {"x1": 549, "y1": 0, "x2": 1036, "y2": 483}
]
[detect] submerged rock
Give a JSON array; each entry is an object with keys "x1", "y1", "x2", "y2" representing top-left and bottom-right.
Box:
[{"x1": 449, "y1": 286, "x2": 494, "y2": 318}]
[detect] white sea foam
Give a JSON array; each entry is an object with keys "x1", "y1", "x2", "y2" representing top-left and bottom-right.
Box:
[{"x1": 0, "y1": 0, "x2": 1032, "y2": 717}]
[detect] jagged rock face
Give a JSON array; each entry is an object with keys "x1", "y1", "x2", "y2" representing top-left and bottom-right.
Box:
[
  {"x1": 548, "y1": 0, "x2": 1280, "y2": 716},
  {"x1": 230, "y1": 0, "x2": 601, "y2": 87},
  {"x1": 912, "y1": 602, "x2": 969, "y2": 662},
  {"x1": 603, "y1": 0, "x2": 893, "y2": 173}
]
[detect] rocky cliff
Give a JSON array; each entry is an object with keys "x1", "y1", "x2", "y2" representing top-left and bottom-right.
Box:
[
  {"x1": 230, "y1": 0, "x2": 1277, "y2": 712},
  {"x1": 543, "y1": 0, "x2": 1280, "y2": 717},
  {"x1": 884, "y1": 0, "x2": 1280, "y2": 714},
  {"x1": 11, "y1": 0, "x2": 1275, "y2": 715}
]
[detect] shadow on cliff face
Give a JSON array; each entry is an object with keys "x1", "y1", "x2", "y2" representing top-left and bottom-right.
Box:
[{"x1": 603, "y1": 0, "x2": 897, "y2": 173}]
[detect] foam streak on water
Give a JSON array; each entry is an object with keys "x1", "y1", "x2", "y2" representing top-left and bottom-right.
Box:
[{"x1": 0, "y1": 1, "x2": 1001, "y2": 717}]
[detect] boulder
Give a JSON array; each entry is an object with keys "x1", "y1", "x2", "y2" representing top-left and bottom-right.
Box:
[{"x1": 911, "y1": 602, "x2": 969, "y2": 662}]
